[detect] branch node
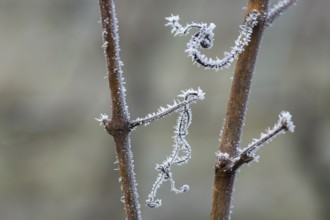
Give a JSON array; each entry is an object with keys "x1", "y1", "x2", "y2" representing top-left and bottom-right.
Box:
[{"x1": 95, "y1": 113, "x2": 130, "y2": 136}]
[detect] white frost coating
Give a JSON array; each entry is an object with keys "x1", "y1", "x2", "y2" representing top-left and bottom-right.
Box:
[
  {"x1": 100, "y1": 1, "x2": 130, "y2": 119},
  {"x1": 99, "y1": 3, "x2": 139, "y2": 218},
  {"x1": 278, "y1": 111, "x2": 295, "y2": 132},
  {"x1": 130, "y1": 88, "x2": 204, "y2": 129},
  {"x1": 146, "y1": 88, "x2": 204, "y2": 208},
  {"x1": 267, "y1": 0, "x2": 299, "y2": 25},
  {"x1": 95, "y1": 113, "x2": 109, "y2": 126},
  {"x1": 101, "y1": 41, "x2": 108, "y2": 49},
  {"x1": 242, "y1": 111, "x2": 295, "y2": 159},
  {"x1": 165, "y1": 11, "x2": 260, "y2": 70},
  {"x1": 215, "y1": 151, "x2": 230, "y2": 160}
]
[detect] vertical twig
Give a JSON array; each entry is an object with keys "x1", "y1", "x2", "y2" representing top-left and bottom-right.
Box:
[
  {"x1": 210, "y1": 1, "x2": 269, "y2": 220},
  {"x1": 98, "y1": 0, "x2": 141, "y2": 219}
]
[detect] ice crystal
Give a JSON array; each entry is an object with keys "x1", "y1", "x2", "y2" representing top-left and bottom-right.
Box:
[
  {"x1": 95, "y1": 113, "x2": 109, "y2": 126},
  {"x1": 165, "y1": 11, "x2": 260, "y2": 70}
]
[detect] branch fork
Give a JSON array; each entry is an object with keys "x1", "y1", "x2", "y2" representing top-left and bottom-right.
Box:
[{"x1": 96, "y1": 88, "x2": 205, "y2": 208}]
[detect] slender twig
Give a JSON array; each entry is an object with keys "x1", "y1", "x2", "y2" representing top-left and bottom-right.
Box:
[
  {"x1": 130, "y1": 88, "x2": 204, "y2": 129},
  {"x1": 232, "y1": 111, "x2": 295, "y2": 171},
  {"x1": 98, "y1": 1, "x2": 141, "y2": 219},
  {"x1": 210, "y1": 1, "x2": 269, "y2": 219}
]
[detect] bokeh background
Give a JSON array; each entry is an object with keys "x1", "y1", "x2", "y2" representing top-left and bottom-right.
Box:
[{"x1": 1, "y1": 0, "x2": 329, "y2": 219}]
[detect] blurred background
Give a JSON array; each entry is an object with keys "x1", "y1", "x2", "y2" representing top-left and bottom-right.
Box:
[{"x1": 0, "y1": 0, "x2": 329, "y2": 219}]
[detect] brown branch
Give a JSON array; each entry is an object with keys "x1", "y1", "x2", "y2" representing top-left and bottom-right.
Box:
[
  {"x1": 98, "y1": 0, "x2": 141, "y2": 219},
  {"x1": 210, "y1": 1, "x2": 269, "y2": 220}
]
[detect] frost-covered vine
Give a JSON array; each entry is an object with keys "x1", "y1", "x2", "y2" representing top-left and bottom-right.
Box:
[
  {"x1": 146, "y1": 89, "x2": 205, "y2": 208},
  {"x1": 267, "y1": 0, "x2": 299, "y2": 25},
  {"x1": 165, "y1": 11, "x2": 260, "y2": 70}
]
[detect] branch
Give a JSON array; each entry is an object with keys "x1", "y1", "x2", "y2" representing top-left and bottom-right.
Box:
[
  {"x1": 266, "y1": 0, "x2": 299, "y2": 26},
  {"x1": 231, "y1": 111, "x2": 295, "y2": 171},
  {"x1": 210, "y1": 1, "x2": 269, "y2": 219},
  {"x1": 165, "y1": 11, "x2": 260, "y2": 70},
  {"x1": 129, "y1": 88, "x2": 205, "y2": 129},
  {"x1": 98, "y1": 1, "x2": 141, "y2": 219}
]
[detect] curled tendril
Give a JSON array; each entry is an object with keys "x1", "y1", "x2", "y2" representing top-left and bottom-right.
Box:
[
  {"x1": 165, "y1": 11, "x2": 260, "y2": 70},
  {"x1": 146, "y1": 91, "x2": 201, "y2": 208}
]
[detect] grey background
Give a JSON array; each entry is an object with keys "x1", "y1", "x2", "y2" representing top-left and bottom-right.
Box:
[{"x1": 0, "y1": 0, "x2": 329, "y2": 219}]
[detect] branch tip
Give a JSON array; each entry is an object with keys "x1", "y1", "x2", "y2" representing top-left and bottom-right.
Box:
[
  {"x1": 278, "y1": 111, "x2": 295, "y2": 132},
  {"x1": 227, "y1": 111, "x2": 295, "y2": 171}
]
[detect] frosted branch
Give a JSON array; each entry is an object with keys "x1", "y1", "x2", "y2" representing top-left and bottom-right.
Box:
[
  {"x1": 130, "y1": 88, "x2": 204, "y2": 129},
  {"x1": 146, "y1": 89, "x2": 203, "y2": 208},
  {"x1": 215, "y1": 112, "x2": 294, "y2": 171},
  {"x1": 165, "y1": 11, "x2": 260, "y2": 70},
  {"x1": 266, "y1": 0, "x2": 299, "y2": 26},
  {"x1": 231, "y1": 111, "x2": 295, "y2": 170}
]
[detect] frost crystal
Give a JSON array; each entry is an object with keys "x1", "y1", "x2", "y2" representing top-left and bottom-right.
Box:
[
  {"x1": 278, "y1": 111, "x2": 295, "y2": 133},
  {"x1": 215, "y1": 151, "x2": 230, "y2": 161},
  {"x1": 267, "y1": 0, "x2": 299, "y2": 25},
  {"x1": 146, "y1": 89, "x2": 204, "y2": 208},
  {"x1": 95, "y1": 113, "x2": 109, "y2": 126},
  {"x1": 165, "y1": 11, "x2": 260, "y2": 70}
]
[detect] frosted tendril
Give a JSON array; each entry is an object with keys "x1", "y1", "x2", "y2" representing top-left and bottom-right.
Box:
[
  {"x1": 165, "y1": 11, "x2": 260, "y2": 70},
  {"x1": 146, "y1": 89, "x2": 204, "y2": 208},
  {"x1": 267, "y1": 0, "x2": 299, "y2": 26}
]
